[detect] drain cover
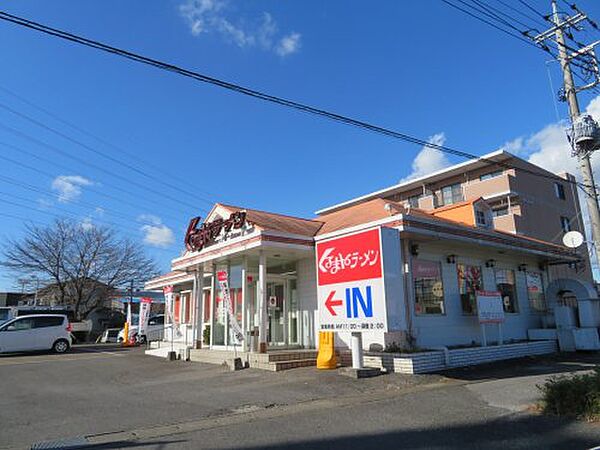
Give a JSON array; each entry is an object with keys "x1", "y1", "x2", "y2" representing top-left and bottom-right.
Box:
[{"x1": 31, "y1": 436, "x2": 90, "y2": 449}]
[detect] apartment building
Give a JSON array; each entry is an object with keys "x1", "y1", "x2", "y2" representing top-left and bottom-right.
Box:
[{"x1": 317, "y1": 150, "x2": 589, "y2": 281}]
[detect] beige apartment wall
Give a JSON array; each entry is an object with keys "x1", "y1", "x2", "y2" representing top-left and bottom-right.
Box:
[
  {"x1": 381, "y1": 156, "x2": 585, "y2": 246},
  {"x1": 463, "y1": 172, "x2": 515, "y2": 200}
]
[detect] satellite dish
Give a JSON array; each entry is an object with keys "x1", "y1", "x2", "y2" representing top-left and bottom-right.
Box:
[{"x1": 563, "y1": 230, "x2": 584, "y2": 248}]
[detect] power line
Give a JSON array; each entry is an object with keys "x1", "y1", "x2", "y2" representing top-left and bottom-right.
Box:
[
  {"x1": 441, "y1": 0, "x2": 542, "y2": 49},
  {"x1": 0, "y1": 10, "x2": 591, "y2": 195},
  {"x1": 518, "y1": 0, "x2": 549, "y2": 21},
  {"x1": 0, "y1": 101, "x2": 208, "y2": 212},
  {"x1": 493, "y1": 0, "x2": 548, "y2": 28},
  {"x1": 442, "y1": 0, "x2": 600, "y2": 95},
  {"x1": 0, "y1": 84, "x2": 221, "y2": 204},
  {"x1": 471, "y1": 0, "x2": 541, "y2": 32},
  {"x1": 0, "y1": 168, "x2": 178, "y2": 236},
  {"x1": 0, "y1": 195, "x2": 177, "y2": 254},
  {"x1": 0, "y1": 148, "x2": 186, "y2": 223}
]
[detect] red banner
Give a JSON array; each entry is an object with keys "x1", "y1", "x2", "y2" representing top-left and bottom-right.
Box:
[{"x1": 316, "y1": 228, "x2": 382, "y2": 286}]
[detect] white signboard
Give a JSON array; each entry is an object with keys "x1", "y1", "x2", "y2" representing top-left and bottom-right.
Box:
[
  {"x1": 217, "y1": 270, "x2": 244, "y2": 343},
  {"x1": 476, "y1": 290, "x2": 505, "y2": 324},
  {"x1": 316, "y1": 228, "x2": 387, "y2": 332}
]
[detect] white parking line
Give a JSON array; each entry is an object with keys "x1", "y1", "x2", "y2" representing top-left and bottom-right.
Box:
[{"x1": 0, "y1": 352, "x2": 125, "y2": 366}]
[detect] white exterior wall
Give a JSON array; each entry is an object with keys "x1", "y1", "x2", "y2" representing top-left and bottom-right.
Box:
[
  {"x1": 297, "y1": 257, "x2": 317, "y2": 348},
  {"x1": 411, "y1": 243, "x2": 546, "y2": 349}
]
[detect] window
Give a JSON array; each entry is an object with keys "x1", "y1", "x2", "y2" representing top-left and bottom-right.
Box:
[
  {"x1": 526, "y1": 272, "x2": 547, "y2": 313},
  {"x1": 492, "y1": 207, "x2": 509, "y2": 217},
  {"x1": 457, "y1": 264, "x2": 483, "y2": 314},
  {"x1": 33, "y1": 316, "x2": 64, "y2": 328},
  {"x1": 148, "y1": 315, "x2": 164, "y2": 326},
  {"x1": 3, "y1": 318, "x2": 34, "y2": 331},
  {"x1": 408, "y1": 194, "x2": 421, "y2": 208},
  {"x1": 495, "y1": 269, "x2": 518, "y2": 313},
  {"x1": 413, "y1": 260, "x2": 445, "y2": 315},
  {"x1": 441, "y1": 183, "x2": 464, "y2": 205},
  {"x1": 480, "y1": 170, "x2": 503, "y2": 181},
  {"x1": 560, "y1": 216, "x2": 571, "y2": 233},
  {"x1": 554, "y1": 182, "x2": 566, "y2": 200},
  {"x1": 476, "y1": 209, "x2": 487, "y2": 227}
]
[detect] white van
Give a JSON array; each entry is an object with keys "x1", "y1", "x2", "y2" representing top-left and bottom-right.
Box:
[
  {"x1": 117, "y1": 314, "x2": 165, "y2": 344},
  {"x1": 0, "y1": 314, "x2": 72, "y2": 354}
]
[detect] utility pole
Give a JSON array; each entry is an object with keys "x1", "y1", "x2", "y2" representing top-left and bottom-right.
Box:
[{"x1": 535, "y1": 1, "x2": 600, "y2": 268}]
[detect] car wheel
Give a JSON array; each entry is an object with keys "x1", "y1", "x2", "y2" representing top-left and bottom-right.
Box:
[
  {"x1": 138, "y1": 335, "x2": 147, "y2": 344},
  {"x1": 53, "y1": 339, "x2": 70, "y2": 354}
]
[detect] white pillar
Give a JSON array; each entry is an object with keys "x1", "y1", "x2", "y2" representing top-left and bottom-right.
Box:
[
  {"x1": 351, "y1": 332, "x2": 364, "y2": 369},
  {"x1": 195, "y1": 265, "x2": 204, "y2": 348},
  {"x1": 241, "y1": 256, "x2": 248, "y2": 352},
  {"x1": 258, "y1": 251, "x2": 267, "y2": 353},
  {"x1": 209, "y1": 265, "x2": 216, "y2": 348},
  {"x1": 225, "y1": 261, "x2": 230, "y2": 348}
]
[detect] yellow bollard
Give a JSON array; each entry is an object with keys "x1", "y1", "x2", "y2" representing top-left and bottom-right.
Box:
[
  {"x1": 122, "y1": 322, "x2": 131, "y2": 347},
  {"x1": 317, "y1": 331, "x2": 337, "y2": 369}
]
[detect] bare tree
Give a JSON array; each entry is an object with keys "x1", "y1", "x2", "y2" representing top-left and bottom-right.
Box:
[{"x1": 2, "y1": 219, "x2": 158, "y2": 319}]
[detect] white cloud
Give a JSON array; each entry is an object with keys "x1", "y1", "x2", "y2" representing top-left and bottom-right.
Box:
[
  {"x1": 37, "y1": 198, "x2": 53, "y2": 210},
  {"x1": 179, "y1": 0, "x2": 301, "y2": 56},
  {"x1": 401, "y1": 132, "x2": 452, "y2": 181},
  {"x1": 137, "y1": 214, "x2": 162, "y2": 225},
  {"x1": 81, "y1": 217, "x2": 94, "y2": 231},
  {"x1": 51, "y1": 175, "x2": 93, "y2": 203},
  {"x1": 276, "y1": 32, "x2": 301, "y2": 57},
  {"x1": 138, "y1": 215, "x2": 175, "y2": 248}
]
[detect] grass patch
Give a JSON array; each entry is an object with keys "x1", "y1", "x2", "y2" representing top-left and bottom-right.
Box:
[{"x1": 538, "y1": 367, "x2": 600, "y2": 421}]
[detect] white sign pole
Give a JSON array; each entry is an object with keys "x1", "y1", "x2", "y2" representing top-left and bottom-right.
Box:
[
  {"x1": 481, "y1": 324, "x2": 487, "y2": 347},
  {"x1": 351, "y1": 332, "x2": 364, "y2": 369}
]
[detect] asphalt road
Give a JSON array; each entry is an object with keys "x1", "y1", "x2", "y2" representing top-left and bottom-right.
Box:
[{"x1": 1, "y1": 346, "x2": 600, "y2": 449}]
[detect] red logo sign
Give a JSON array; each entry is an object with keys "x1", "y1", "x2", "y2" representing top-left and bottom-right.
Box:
[
  {"x1": 316, "y1": 228, "x2": 382, "y2": 286},
  {"x1": 185, "y1": 211, "x2": 247, "y2": 252}
]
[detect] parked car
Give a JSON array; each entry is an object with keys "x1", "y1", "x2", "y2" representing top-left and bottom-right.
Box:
[
  {"x1": 0, "y1": 314, "x2": 72, "y2": 354},
  {"x1": 96, "y1": 327, "x2": 122, "y2": 344},
  {"x1": 118, "y1": 314, "x2": 165, "y2": 344},
  {"x1": 0, "y1": 307, "x2": 16, "y2": 325}
]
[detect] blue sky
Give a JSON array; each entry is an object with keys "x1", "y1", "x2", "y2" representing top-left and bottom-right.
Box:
[{"x1": 1, "y1": 0, "x2": 600, "y2": 290}]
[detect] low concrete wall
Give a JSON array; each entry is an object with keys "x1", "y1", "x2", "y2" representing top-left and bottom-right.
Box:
[{"x1": 364, "y1": 341, "x2": 558, "y2": 374}]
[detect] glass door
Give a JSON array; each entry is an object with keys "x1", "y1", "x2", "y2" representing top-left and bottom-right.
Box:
[
  {"x1": 267, "y1": 281, "x2": 285, "y2": 346},
  {"x1": 287, "y1": 279, "x2": 299, "y2": 346}
]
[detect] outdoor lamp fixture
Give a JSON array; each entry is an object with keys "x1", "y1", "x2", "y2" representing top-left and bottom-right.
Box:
[
  {"x1": 446, "y1": 254, "x2": 457, "y2": 264},
  {"x1": 485, "y1": 259, "x2": 496, "y2": 268},
  {"x1": 518, "y1": 264, "x2": 527, "y2": 272}
]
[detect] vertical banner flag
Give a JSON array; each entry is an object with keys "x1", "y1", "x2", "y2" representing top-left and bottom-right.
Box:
[
  {"x1": 316, "y1": 227, "x2": 387, "y2": 332},
  {"x1": 126, "y1": 300, "x2": 132, "y2": 326},
  {"x1": 217, "y1": 270, "x2": 244, "y2": 343},
  {"x1": 163, "y1": 285, "x2": 181, "y2": 337},
  {"x1": 139, "y1": 297, "x2": 152, "y2": 336}
]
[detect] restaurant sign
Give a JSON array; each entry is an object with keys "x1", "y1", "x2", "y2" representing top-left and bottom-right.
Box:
[
  {"x1": 316, "y1": 227, "x2": 387, "y2": 333},
  {"x1": 185, "y1": 211, "x2": 248, "y2": 252}
]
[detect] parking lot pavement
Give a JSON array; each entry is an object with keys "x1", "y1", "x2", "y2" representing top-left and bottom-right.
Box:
[
  {"x1": 2, "y1": 349, "x2": 600, "y2": 449},
  {"x1": 0, "y1": 345, "x2": 446, "y2": 449}
]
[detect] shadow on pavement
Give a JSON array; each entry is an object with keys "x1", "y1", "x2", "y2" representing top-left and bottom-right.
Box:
[
  {"x1": 240, "y1": 413, "x2": 600, "y2": 450},
  {"x1": 437, "y1": 352, "x2": 600, "y2": 382}
]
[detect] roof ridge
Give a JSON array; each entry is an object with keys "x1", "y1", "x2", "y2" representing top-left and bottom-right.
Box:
[{"x1": 218, "y1": 202, "x2": 324, "y2": 224}]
